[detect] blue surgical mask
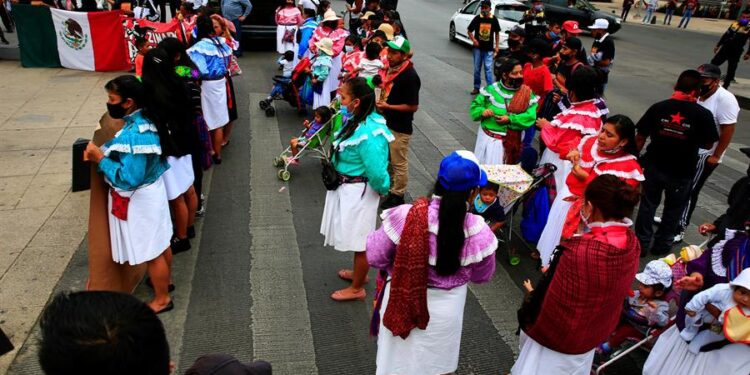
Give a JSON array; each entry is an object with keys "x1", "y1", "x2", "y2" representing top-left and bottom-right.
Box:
[
  {"x1": 339, "y1": 105, "x2": 350, "y2": 119},
  {"x1": 344, "y1": 45, "x2": 354, "y2": 53},
  {"x1": 740, "y1": 18, "x2": 749, "y2": 26},
  {"x1": 549, "y1": 31, "x2": 558, "y2": 39},
  {"x1": 473, "y1": 195, "x2": 490, "y2": 213},
  {"x1": 535, "y1": 4, "x2": 543, "y2": 11}
]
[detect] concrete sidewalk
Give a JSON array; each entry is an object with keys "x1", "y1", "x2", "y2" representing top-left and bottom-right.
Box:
[{"x1": 0, "y1": 60, "x2": 118, "y2": 373}]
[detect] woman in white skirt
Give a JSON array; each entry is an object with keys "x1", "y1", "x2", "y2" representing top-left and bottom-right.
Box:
[
  {"x1": 367, "y1": 150, "x2": 498, "y2": 375},
  {"x1": 188, "y1": 15, "x2": 232, "y2": 164},
  {"x1": 85, "y1": 75, "x2": 174, "y2": 314},
  {"x1": 470, "y1": 58, "x2": 538, "y2": 165},
  {"x1": 512, "y1": 175, "x2": 641, "y2": 375},
  {"x1": 320, "y1": 77, "x2": 393, "y2": 301},
  {"x1": 275, "y1": 0, "x2": 303, "y2": 54},
  {"x1": 141, "y1": 47, "x2": 201, "y2": 255}
]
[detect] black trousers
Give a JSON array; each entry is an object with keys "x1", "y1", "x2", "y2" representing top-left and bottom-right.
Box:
[
  {"x1": 711, "y1": 47, "x2": 742, "y2": 89},
  {"x1": 158, "y1": 0, "x2": 179, "y2": 22},
  {"x1": 679, "y1": 152, "x2": 718, "y2": 231},
  {"x1": 621, "y1": 8, "x2": 630, "y2": 21},
  {"x1": 635, "y1": 165, "x2": 693, "y2": 253},
  {"x1": 0, "y1": 5, "x2": 13, "y2": 33}
]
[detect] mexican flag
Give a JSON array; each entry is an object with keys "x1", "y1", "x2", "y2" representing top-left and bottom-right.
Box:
[{"x1": 13, "y1": 5, "x2": 130, "y2": 72}]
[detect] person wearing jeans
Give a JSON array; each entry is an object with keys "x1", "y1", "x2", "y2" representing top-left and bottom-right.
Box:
[
  {"x1": 468, "y1": 0, "x2": 500, "y2": 95},
  {"x1": 664, "y1": 0, "x2": 676, "y2": 24},
  {"x1": 634, "y1": 70, "x2": 718, "y2": 256},
  {"x1": 221, "y1": 0, "x2": 252, "y2": 56},
  {"x1": 642, "y1": 0, "x2": 657, "y2": 24},
  {"x1": 678, "y1": 0, "x2": 696, "y2": 28}
]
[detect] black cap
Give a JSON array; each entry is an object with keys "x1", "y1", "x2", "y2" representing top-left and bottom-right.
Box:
[
  {"x1": 698, "y1": 63, "x2": 721, "y2": 79},
  {"x1": 563, "y1": 37, "x2": 582, "y2": 51},
  {"x1": 526, "y1": 38, "x2": 551, "y2": 57},
  {"x1": 185, "y1": 354, "x2": 272, "y2": 375},
  {"x1": 508, "y1": 25, "x2": 525, "y2": 37},
  {"x1": 741, "y1": 147, "x2": 750, "y2": 158},
  {"x1": 481, "y1": 0, "x2": 492, "y2": 7}
]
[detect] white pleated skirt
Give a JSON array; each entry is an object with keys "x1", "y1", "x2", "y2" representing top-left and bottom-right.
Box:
[
  {"x1": 108, "y1": 176, "x2": 172, "y2": 265},
  {"x1": 642, "y1": 325, "x2": 750, "y2": 375},
  {"x1": 320, "y1": 182, "x2": 380, "y2": 252},
  {"x1": 537, "y1": 191, "x2": 572, "y2": 267},
  {"x1": 511, "y1": 330, "x2": 595, "y2": 375},
  {"x1": 473, "y1": 125, "x2": 505, "y2": 165},
  {"x1": 376, "y1": 283, "x2": 468, "y2": 375},
  {"x1": 162, "y1": 155, "x2": 195, "y2": 200},
  {"x1": 276, "y1": 24, "x2": 299, "y2": 54},
  {"x1": 201, "y1": 78, "x2": 229, "y2": 130}
]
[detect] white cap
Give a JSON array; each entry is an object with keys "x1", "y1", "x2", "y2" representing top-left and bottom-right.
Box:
[
  {"x1": 730, "y1": 268, "x2": 750, "y2": 290},
  {"x1": 589, "y1": 18, "x2": 609, "y2": 30},
  {"x1": 635, "y1": 260, "x2": 673, "y2": 288}
]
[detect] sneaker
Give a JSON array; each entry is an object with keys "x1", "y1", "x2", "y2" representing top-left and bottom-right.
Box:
[
  {"x1": 171, "y1": 235, "x2": 191, "y2": 255},
  {"x1": 653, "y1": 216, "x2": 662, "y2": 224},
  {"x1": 380, "y1": 194, "x2": 405, "y2": 210},
  {"x1": 673, "y1": 231, "x2": 685, "y2": 244}
]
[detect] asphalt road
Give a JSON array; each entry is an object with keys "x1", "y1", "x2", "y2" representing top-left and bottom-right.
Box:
[{"x1": 8, "y1": 1, "x2": 750, "y2": 374}]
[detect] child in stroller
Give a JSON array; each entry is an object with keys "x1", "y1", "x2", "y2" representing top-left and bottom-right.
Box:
[
  {"x1": 259, "y1": 51, "x2": 312, "y2": 117},
  {"x1": 289, "y1": 106, "x2": 333, "y2": 163}
]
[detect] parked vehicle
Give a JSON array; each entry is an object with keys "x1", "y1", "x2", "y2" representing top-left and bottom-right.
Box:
[
  {"x1": 242, "y1": 0, "x2": 283, "y2": 42},
  {"x1": 449, "y1": 0, "x2": 529, "y2": 49},
  {"x1": 539, "y1": 0, "x2": 622, "y2": 34}
]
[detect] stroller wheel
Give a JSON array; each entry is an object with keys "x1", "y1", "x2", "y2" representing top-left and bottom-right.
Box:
[
  {"x1": 265, "y1": 107, "x2": 276, "y2": 117},
  {"x1": 259, "y1": 100, "x2": 269, "y2": 110},
  {"x1": 277, "y1": 169, "x2": 291, "y2": 181}
]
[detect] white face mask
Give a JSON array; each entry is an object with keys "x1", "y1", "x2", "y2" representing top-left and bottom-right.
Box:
[{"x1": 344, "y1": 45, "x2": 354, "y2": 53}]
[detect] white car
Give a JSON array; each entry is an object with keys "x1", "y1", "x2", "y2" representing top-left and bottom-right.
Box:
[{"x1": 449, "y1": 0, "x2": 529, "y2": 50}]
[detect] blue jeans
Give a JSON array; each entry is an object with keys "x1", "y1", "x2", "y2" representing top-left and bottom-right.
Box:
[
  {"x1": 642, "y1": 8, "x2": 654, "y2": 23},
  {"x1": 664, "y1": 8, "x2": 674, "y2": 24},
  {"x1": 679, "y1": 9, "x2": 692, "y2": 28},
  {"x1": 473, "y1": 48, "x2": 494, "y2": 90},
  {"x1": 231, "y1": 18, "x2": 243, "y2": 56}
]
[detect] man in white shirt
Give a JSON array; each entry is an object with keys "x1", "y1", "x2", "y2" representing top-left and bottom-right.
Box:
[{"x1": 676, "y1": 63, "x2": 740, "y2": 242}]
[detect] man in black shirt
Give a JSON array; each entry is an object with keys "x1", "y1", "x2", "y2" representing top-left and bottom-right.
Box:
[
  {"x1": 634, "y1": 70, "x2": 718, "y2": 256},
  {"x1": 377, "y1": 36, "x2": 421, "y2": 209},
  {"x1": 468, "y1": 0, "x2": 501, "y2": 95},
  {"x1": 587, "y1": 18, "x2": 615, "y2": 92},
  {"x1": 711, "y1": 10, "x2": 750, "y2": 88}
]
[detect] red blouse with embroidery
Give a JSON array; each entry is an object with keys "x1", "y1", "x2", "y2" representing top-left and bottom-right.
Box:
[
  {"x1": 541, "y1": 100, "x2": 603, "y2": 157},
  {"x1": 565, "y1": 135, "x2": 644, "y2": 196}
]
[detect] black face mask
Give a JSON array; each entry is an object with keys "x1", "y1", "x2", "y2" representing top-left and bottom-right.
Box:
[
  {"x1": 699, "y1": 83, "x2": 713, "y2": 97},
  {"x1": 508, "y1": 39, "x2": 521, "y2": 49},
  {"x1": 107, "y1": 102, "x2": 127, "y2": 119},
  {"x1": 506, "y1": 77, "x2": 523, "y2": 89},
  {"x1": 560, "y1": 53, "x2": 572, "y2": 61}
]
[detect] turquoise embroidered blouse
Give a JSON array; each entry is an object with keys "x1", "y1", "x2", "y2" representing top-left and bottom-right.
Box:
[
  {"x1": 98, "y1": 110, "x2": 169, "y2": 191},
  {"x1": 333, "y1": 112, "x2": 394, "y2": 195}
]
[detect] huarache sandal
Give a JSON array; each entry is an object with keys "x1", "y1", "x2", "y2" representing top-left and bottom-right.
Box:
[
  {"x1": 337, "y1": 269, "x2": 370, "y2": 283},
  {"x1": 331, "y1": 288, "x2": 366, "y2": 302}
]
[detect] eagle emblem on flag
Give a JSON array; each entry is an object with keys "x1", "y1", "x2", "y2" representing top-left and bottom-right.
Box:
[{"x1": 59, "y1": 18, "x2": 88, "y2": 50}]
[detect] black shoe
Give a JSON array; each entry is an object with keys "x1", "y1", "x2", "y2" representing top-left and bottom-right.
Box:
[
  {"x1": 380, "y1": 194, "x2": 405, "y2": 210},
  {"x1": 145, "y1": 278, "x2": 175, "y2": 292},
  {"x1": 470, "y1": 88, "x2": 480, "y2": 95},
  {"x1": 212, "y1": 155, "x2": 222, "y2": 165},
  {"x1": 171, "y1": 235, "x2": 191, "y2": 254},
  {"x1": 187, "y1": 225, "x2": 196, "y2": 239}
]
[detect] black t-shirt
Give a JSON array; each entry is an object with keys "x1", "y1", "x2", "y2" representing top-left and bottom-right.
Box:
[
  {"x1": 472, "y1": 199, "x2": 506, "y2": 224},
  {"x1": 592, "y1": 35, "x2": 615, "y2": 61},
  {"x1": 468, "y1": 15, "x2": 501, "y2": 51},
  {"x1": 636, "y1": 99, "x2": 718, "y2": 179},
  {"x1": 384, "y1": 65, "x2": 421, "y2": 134}
]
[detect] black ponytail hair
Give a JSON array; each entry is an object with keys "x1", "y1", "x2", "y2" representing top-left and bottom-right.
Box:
[
  {"x1": 158, "y1": 37, "x2": 197, "y2": 72},
  {"x1": 195, "y1": 15, "x2": 215, "y2": 40},
  {"x1": 433, "y1": 181, "x2": 472, "y2": 276},
  {"x1": 337, "y1": 77, "x2": 376, "y2": 142},
  {"x1": 605, "y1": 114, "x2": 639, "y2": 156}
]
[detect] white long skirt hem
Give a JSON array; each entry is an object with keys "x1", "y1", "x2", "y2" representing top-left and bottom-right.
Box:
[
  {"x1": 473, "y1": 125, "x2": 505, "y2": 165},
  {"x1": 511, "y1": 330, "x2": 595, "y2": 375},
  {"x1": 537, "y1": 192, "x2": 573, "y2": 267},
  {"x1": 320, "y1": 182, "x2": 380, "y2": 252},
  {"x1": 376, "y1": 283, "x2": 468, "y2": 375},
  {"x1": 108, "y1": 176, "x2": 172, "y2": 265},
  {"x1": 642, "y1": 325, "x2": 750, "y2": 375},
  {"x1": 162, "y1": 155, "x2": 195, "y2": 200},
  {"x1": 201, "y1": 78, "x2": 229, "y2": 130}
]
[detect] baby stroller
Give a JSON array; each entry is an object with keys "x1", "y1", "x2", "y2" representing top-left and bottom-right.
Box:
[
  {"x1": 259, "y1": 57, "x2": 312, "y2": 117},
  {"x1": 272, "y1": 102, "x2": 346, "y2": 181},
  {"x1": 485, "y1": 163, "x2": 557, "y2": 265}
]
